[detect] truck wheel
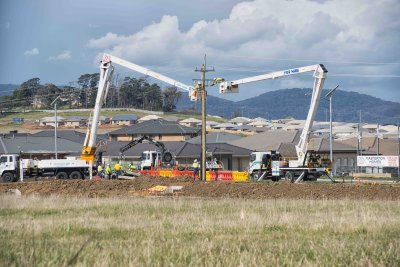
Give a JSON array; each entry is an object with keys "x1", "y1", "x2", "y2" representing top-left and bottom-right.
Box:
[
  {"x1": 285, "y1": 172, "x2": 295, "y2": 183},
  {"x1": 2, "y1": 172, "x2": 15, "y2": 183},
  {"x1": 272, "y1": 176, "x2": 280, "y2": 182},
  {"x1": 163, "y1": 152, "x2": 173, "y2": 163},
  {"x1": 56, "y1": 172, "x2": 68, "y2": 180},
  {"x1": 69, "y1": 171, "x2": 82, "y2": 179},
  {"x1": 251, "y1": 172, "x2": 259, "y2": 181}
]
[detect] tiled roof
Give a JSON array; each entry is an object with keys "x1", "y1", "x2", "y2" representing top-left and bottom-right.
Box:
[
  {"x1": 229, "y1": 130, "x2": 299, "y2": 151},
  {"x1": 187, "y1": 132, "x2": 242, "y2": 144},
  {"x1": 111, "y1": 114, "x2": 138, "y2": 121},
  {"x1": 108, "y1": 119, "x2": 200, "y2": 136},
  {"x1": 0, "y1": 136, "x2": 82, "y2": 154}
]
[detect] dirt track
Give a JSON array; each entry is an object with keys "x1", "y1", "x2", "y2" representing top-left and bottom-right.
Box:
[{"x1": 1, "y1": 176, "x2": 400, "y2": 200}]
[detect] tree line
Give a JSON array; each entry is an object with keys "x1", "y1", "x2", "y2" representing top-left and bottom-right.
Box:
[{"x1": 0, "y1": 74, "x2": 182, "y2": 112}]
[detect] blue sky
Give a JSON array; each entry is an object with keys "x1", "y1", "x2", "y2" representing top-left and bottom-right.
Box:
[{"x1": 0, "y1": 0, "x2": 399, "y2": 103}]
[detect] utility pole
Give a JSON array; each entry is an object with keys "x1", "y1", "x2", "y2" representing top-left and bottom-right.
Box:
[{"x1": 194, "y1": 55, "x2": 214, "y2": 182}]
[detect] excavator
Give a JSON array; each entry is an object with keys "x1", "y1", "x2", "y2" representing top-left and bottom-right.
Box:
[
  {"x1": 81, "y1": 54, "x2": 199, "y2": 164},
  {"x1": 119, "y1": 135, "x2": 174, "y2": 170}
]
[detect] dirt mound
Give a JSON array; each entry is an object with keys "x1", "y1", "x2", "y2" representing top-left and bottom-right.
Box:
[{"x1": 1, "y1": 176, "x2": 400, "y2": 200}]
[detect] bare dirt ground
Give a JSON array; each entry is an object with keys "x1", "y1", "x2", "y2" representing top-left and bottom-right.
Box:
[{"x1": 1, "y1": 176, "x2": 400, "y2": 200}]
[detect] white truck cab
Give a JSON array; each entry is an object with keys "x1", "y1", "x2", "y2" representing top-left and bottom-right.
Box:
[{"x1": 0, "y1": 154, "x2": 20, "y2": 182}]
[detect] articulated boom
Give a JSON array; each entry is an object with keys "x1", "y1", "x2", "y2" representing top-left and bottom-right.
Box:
[
  {"x1": 218, "y1": 64, "x2": 328, "y2": 166},
  {"x1": 81, "y1": 53, "x2": 195, "y2": 163}
]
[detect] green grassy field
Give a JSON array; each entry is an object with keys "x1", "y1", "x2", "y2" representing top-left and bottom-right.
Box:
[{"x1": 1, "y1": 195, "x2": 399, "y2": 266}]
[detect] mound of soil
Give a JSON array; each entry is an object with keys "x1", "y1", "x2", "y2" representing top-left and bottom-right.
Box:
[{"x1": 1, "y1": 176, "x2": 400, "y2": 200}]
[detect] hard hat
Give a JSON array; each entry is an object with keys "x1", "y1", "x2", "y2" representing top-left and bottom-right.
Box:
[{"x1": 194, "y1": 159, "x2": 197, "y2": 162}]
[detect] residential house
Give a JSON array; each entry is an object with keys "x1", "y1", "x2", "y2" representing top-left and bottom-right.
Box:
[
  {"x1": 64, "y1": 116, "x2": 87, "y2": 128},
  {"x1": 101, "y1": 140, "x2": 252, "y2": 171},
  {"x1": 0, "y1": 135, "x2": 82, "y2": 159},
  {"x1": 179, "y1": 118, "x2": 202, "y2": 127},
  {"x1": 138, "y1": 115, "x2": 161, "y2": 122},
  {"x1": 229, "y1": 117, "x2": 251, "y2": 126},
  {"x1": 88, "y1": 115, "x2": 109, "y2": 126},
  {"x1": 39, "y1": 116, "x2": 65, "y2": 127},
  {"x1": 108, "y1": 119, "x2": 200, "y2": 141},
  {"x1": 111, "y1": 114, "x2": 138, "y2": 126}
]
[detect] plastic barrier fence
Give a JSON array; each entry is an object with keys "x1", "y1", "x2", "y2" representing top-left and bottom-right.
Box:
[{"x1": 141, "y1": 169, "x2": 248, "y2": 182}]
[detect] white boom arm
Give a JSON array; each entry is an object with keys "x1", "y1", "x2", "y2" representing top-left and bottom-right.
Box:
[
  {"x1": 219, "y1": 64, "x2": 327, "y2": 166},
  {"x1": 101, "y1": 54, "x2": 198, "y2": 101},
  {"x1": 81, "y1": 53, "x2": 198, "y2": 162}
]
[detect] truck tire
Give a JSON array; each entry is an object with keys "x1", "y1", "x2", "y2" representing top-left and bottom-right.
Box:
[
  {"x1": 163, "y1": 152, "x2": 173, "y2": 163},
  {"x1": 56, "y1": 172, "x2": 68, "y2": 180},
  {"x1": 2, "y1": 172, "x2": 15, "y2": 183},
  {"x1": 250, "y1": 172, "x2": 259, "y2": 181},
  {"x1": 272, "y1": 176, "x2": 280, "y2": 182},
  {"x1": 69, "y1": 171, "x2": 82, "y2": 179},
  {"x1": 285, "y1": 171, "x2": 295, "y2": 183}
]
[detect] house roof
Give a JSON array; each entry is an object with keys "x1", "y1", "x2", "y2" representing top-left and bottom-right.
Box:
[
  {"x1": 163, "y1": 116, "x2": 180, "y2": 122},
  {"x1": 40, "y1": 116, "x2": 66, "y2": 122},
  {"x1": 32, "y1": 130, "x2": 107, "y2": 143},
  {"x1": 108, "y1": 119, "x2": 200, "y2": 136},
  {"x1": 138, "y1": 115, "x2": 161, "y2": 121},
  {"x1": 229, "y1": 117, "x2": 251, "y2": 123},
  {"x1": 340, "y1": 137, "x2": 398, "y2": 156},
  {"x1": 111, "y1": 114, "x2": 138, "y2": 121},
  {"x1": 179, "y1": 117, "x2": 202, "y2": 123},
  {"x1": 102, "y1": 140, "x2": 252, "y2": 158},
  {"x1": 196, "y1": 120, "x2": 219, "y2": 126},
  {"x1": 229, "y1": 130, "x2": 299, "y2": 151},
  {"x1": 187, "y1": 132, "x2": 242, "y2": 144},
  {"x1": 0, "y1": 136, "x2": 82, "y2": 155},
  {"x1": 212, "y1": 123, "x2": 236, "y2": 129},
  {"x1": 64, "y1": 116, "x2": 87, "y2": 122},
  {"x1": 247, "y1": 120, "x2": 270, "y2": 127}
]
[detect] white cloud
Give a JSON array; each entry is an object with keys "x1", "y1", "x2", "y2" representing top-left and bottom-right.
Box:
[
  {"x1": 86, "y1": 0, "x2": 400, "y2": 101},
  {"x1": 49, "y1": 50, "x2": 71, "y2": 61},
  {"x1": 24, "y1": 48, "x2": 39, "y2": 56}
]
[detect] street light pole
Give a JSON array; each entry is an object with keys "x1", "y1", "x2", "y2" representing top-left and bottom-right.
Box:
[
  {"x1": 325, "y1": 85, "x2": 339, "y2": 171},
  {"x1": 51, "y1": 96, "x2": 61, "y2": 160}
]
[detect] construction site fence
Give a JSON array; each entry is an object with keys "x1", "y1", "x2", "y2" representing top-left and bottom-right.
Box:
[{"x1": 140, "y1": 170, "x2": 249, "y2": 182}]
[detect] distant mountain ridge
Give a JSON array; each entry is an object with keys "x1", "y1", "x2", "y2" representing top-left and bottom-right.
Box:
[
  {"x1": 0, "y1": 84, "x2": 18, "y2": 96},
  {"x1": 176, "y1": 88, "x2": 400, "y2": 124}
]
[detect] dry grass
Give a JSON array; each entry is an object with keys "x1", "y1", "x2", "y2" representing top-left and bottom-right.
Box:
[{"x1": 0, "y1": 195, "x2": 399, "y2": 266}]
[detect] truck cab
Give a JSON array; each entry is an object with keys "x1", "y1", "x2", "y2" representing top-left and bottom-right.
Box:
[
  {"x1": 248, "y1": 151, "x2": 280, "y2": 180},
  {"x1": 0, "y1": 154, "x2": 20, "y2": 182},
  {"x1": 140, "y1": 150, "x2": 161, "y2": 170}
]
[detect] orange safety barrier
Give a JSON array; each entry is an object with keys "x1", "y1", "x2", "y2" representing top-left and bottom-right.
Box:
[
  {"x1": 232, "y1": 171, "x2": 249, "y2": 182},
  {"x1": 159, "y1": 170, "x2": 173, "y2": 177},
  {"x1": 150, "y1": 170, "x2": 160, "y2": 176},
  {"x1": 140, "y1": 170, "x2": 151, "y2": 175},
  {"x1": 218, "y1": 171, "x2": 233, "y2": 181}
]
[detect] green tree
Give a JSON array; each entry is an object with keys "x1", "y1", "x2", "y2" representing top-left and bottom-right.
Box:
[
  {"x1": 162, "y1": 86, "x2": 182, "y2": 112},
  {"x1": 12, "y1": 78, "x2": 41, "y2": 108},
  {"x1": 33, "y1": 83, "x2": 60, "y2": 108}
]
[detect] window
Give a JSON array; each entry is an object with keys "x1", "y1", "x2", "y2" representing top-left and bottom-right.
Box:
[
  {"x1": 0, "y1": 156, "x2": 7, "y2": 163},
  {"x1": 349, "y1": 158, "x2": 354, "y2": 167},
  {"x1": 342, "y1": 158, "x2": 348, "y2": 167},
  {"x1": 9, "y1": 156, "x2": 13, "y2": 162}
]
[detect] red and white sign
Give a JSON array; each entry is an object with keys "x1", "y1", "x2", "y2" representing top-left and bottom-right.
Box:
[{"x1": 357, "y1": 156, "x2": 399, "y2": 167}]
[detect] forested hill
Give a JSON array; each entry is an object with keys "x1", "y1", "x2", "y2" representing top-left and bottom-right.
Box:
[{"x1": 176, "y1": 88, "x2": 400, "y2": 124}]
